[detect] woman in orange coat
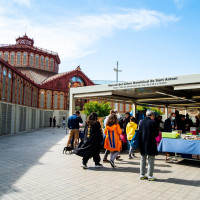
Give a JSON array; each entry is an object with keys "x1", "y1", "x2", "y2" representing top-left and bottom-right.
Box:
[{"x1": 104, "y1": 114, "x2": 122, "y2": 168}]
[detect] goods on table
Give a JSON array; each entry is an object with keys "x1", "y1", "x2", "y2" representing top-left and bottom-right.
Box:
[
  {"x1": 181, "y1": 134, "x2": 200, "y2": 140},
  {"x1": 162, "y1": 132, "x2": 180, "y2": 139},
  {"x1": 190, "y1": 127, "x2": 200, "y2": 135}
]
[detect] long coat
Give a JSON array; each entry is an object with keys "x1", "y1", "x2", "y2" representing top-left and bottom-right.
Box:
[
  {"x1": 139, "y1": 117, "x2": 159, "y2": 155},
  {"x1": 104, "y1": 124, "x2": 122, "y2": 152},
  {"x1": 74, "y1": 122, "x2": 103, "y2": 158}
]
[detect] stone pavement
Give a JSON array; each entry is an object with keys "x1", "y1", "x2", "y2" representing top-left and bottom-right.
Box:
[{"x1": 0, "y1": 128, "x2": 199, "y2": 200}]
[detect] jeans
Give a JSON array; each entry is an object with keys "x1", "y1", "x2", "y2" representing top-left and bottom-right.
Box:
[
  {"x1": 128, "y1": 140, "x2": 134, "y2": 157},
  {"x1": 110, "y1": 151, "x2": 119, "y2": 162},
  {"x1": 103, "y1": 149, "x2": 110, "y2": 160},
  {"x1": 140, "y1": 155, "x2": 155, "y2": 177}
]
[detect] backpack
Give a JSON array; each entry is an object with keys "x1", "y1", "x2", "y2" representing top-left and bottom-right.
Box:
[{"x1": 130, "y1": 129, "x2": 140, "y2": 149}]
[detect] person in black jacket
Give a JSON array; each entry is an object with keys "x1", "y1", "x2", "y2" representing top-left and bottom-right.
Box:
[
  {"x1": 164, "y1": 113, "x2": 177, "y2": 132},
  {"x1": 123, "y1": 112, "x2": 131, "y2": 133},
  {"x1": 74, "y1": 112, "x2": 103, "y2": 169},
  {"x1": 139, "y1": 110, "x2": 159, "y2": 181}
]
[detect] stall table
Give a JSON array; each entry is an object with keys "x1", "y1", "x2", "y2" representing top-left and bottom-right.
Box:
[{"x1": 158, "y1": 138, "x2": 200, "y2": 162}]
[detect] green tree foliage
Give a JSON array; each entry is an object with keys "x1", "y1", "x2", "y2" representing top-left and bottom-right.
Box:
[
  {"x1": 136, "y1": 105, "x2": 163, "y2": 115},
  {"x1": 83, "y1": 101, "x2": 112, "y2": 117}
]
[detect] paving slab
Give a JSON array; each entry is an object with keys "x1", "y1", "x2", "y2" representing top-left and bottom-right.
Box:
[{"x1": 0, "y1": 128, "x2": 199, "y2": 200}]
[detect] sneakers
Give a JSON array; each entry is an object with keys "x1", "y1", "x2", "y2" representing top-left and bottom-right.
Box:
[
  {"x1": 140, "y1": 175, "x2": 148, "y2": 180},
  {"x1": 95, "y1": 164, "x2": 103, "y2": 168},
  {"x1": 109, "y1": 160, "x2": 116, "y2": 168},
  {"x1": 82, "y1": 164, "x2": 88, "y2": 169},
  {"x1": 148, "y1": 176, "x2": 156, "y2": 181},
  {"x1": 116, "y1": 155, "x2": 121, "y2": 160},
  {"x1": 103, "y1": 158, "x2": 109, "y2": 163}
]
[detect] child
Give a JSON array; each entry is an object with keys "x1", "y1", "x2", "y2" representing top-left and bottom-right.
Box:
[
  {"x1": 74, "y1": 112, "x2": 103, "y2": 169},
  {"x1": 126, "y1": 117, "x2": 137, "y2": 159},
  {"x1": 62, "y1": 117, "x2": 66, "y2": 129},
  {"x1": 104, "y1": 114, "x2": 122, "y2": 168}
]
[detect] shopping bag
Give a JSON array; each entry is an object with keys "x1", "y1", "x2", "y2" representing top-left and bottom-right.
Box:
[{"x1": 130, "y1": 130, "x2": 139, "y2": 149}]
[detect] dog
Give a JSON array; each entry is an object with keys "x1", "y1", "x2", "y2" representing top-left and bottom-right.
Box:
[
  {"x1": 57, "y1": 125, "x2": 61, "y2": 128},
  {"x1": 63, "y1": 146, "x2": 73, "y2": 154}
]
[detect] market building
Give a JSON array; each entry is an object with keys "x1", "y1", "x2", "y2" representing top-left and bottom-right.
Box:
[{"x1": 0, "y1": 34, "x2": 94, "y2": 135}]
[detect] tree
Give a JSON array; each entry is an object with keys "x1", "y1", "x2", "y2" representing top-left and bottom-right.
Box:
[{"x1": 83, "y1": 101, "x2": 112, "y2": 117}]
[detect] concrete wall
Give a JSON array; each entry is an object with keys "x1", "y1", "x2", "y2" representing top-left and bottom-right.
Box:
[{"x1": 0, "y1": 101, "x2": 69, "y2": 135}]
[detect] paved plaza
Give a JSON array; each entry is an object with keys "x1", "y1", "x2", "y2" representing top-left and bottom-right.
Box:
[{"x1": 0, "y1": 128, "x2": 199, "y2": 200}]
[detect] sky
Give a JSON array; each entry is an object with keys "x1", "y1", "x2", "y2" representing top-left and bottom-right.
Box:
[{"x1": 0, "y1": 0, "x2": 200, "y2": 82}]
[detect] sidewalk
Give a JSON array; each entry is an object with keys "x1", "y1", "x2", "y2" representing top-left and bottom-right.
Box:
[{"x1": 0, "y1": 128, "x2": 199, "y2": 200}]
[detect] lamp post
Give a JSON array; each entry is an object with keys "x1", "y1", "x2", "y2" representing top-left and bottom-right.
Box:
[
  {"x1": 113, "y1": 61, "x2": 122, "y2": 110},
  {"x1": 113, "y1": 61, "x2": 122, "y2": 83}
]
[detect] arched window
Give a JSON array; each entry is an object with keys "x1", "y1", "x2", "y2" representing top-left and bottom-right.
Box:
[
  {"x1": 60, "y1": 94, "x2": 64, "y2": 109},
  {"x1": 29, "y1": 87, "x2": 32, "y2": 106},
  {"x1": 23, "y1": 53, "x2": 27, "y2": 65},
  {"x1": 30, "y1": 54, "x2": 33, "y2": 66},
  {"x1": 12, "y1": 79, "x2": 16, "y2": 102},
  {"x1": 20, "y1": 82, "x2": 23, "y2": 104},
  {"x1": 7, "y1": 72, "x2": 12, "y2": 101},
  {"x1": 47, "y1": 92, "x2": 51, "y2": 108},
  {"x1": 32, "y1": 89, "x2": 34, "y2": 107},
  {"x1": 54, "y1": 62, "x2": 57, "y2": 72},
  {"x1": 41, "y1": 57, "x2": 44, "y2": 68},
  {"x1": 40, "y1": 91, "x2": 44, "y2": 108},
  {"x1": 26, "y1": 85, "x2": 29, "y2": 105},
  {"x1": 24, "y1": 85, "x2": 26, "y2": 104},
  {"x1": 16, "y1": 79, "x2": 19, "y2": 103},
  {"x1": 54, "y1": 93, "x2": 57, "y2": 108},
  {"x1": 50, "y1": 59, "x2": 54, "y2": 70},
  {"x1": 0, "y1": 66, "x2": 1, "y2": 83},
  {"x1": 35, "y1": 55, "x2": 39, "y2": 67},
  {"x1": 68, "y1": 77, "x2": 85, "y2": 88},
  {"x1": 34, "y1": 91, "x2": 38, "y2": 107},
  {"x1": 46, "y1": 58, "x2": 49, "y2": 69},
  {"x1": 17, "y1": 53, "x2": 21, "y2": 65},
  {"x1": 2, "y1": 69, "x2": 7, "y2": 99},
  {"x1": 11, "y1": 52, "x2": 15, "y2": 65},
  {"x1": 4, "y1": 52, "x2": 8, "y2": 62}
]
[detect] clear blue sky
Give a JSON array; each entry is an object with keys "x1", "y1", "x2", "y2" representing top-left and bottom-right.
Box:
[{"x1": 1, "y1": 0, "x2": 200, "y2": 82}]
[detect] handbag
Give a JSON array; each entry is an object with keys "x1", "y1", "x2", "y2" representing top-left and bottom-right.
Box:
[{"x1": 120, "y1": 133, "x2": 127, "y2": 144}]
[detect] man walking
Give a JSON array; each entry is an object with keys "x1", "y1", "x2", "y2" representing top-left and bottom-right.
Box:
[
  {"x1": 67, "y1": 111, "x2": 83, "y2": 148},
  {"x1": 139, "y1": 110, "x2": 159, "y2": 181}
]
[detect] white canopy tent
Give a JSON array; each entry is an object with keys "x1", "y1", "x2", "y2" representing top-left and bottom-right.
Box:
[{"x1": 69, "y1": 74, "x2": 200, "y2": 118}]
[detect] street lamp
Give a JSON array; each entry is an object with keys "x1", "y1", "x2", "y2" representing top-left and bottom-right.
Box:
[{"x1": 113, "y1": 61, "x2": 122, "y2": 82}]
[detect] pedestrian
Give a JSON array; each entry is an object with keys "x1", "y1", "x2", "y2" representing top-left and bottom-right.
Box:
[
  {"x1": 126, "y1": 116, "x2": 137, "y2": 159},
  {"x1": 123, "y1": 112, "x2": 131, "y2": 134},
  {"x1": 53, "y1": 116, "x2": 56, "y2": 128},
  {"x1": 164, "y1": 113, "x2": 177, "y2": 132},
  {"x1": 104, "y1": 114, "x2": 122, "y2": 168},
  {"x1": 139, "y1": 110, "x2": 159, "y2": 181},
  {"x1": 103, "y1": 110, "x2": 121, "y2": 162},
  {"x1": 50, "y1": 116, "x2": 52, "y2": 127},
  {"x1": 62, "y1": 117, "x2": 66, "y2": 129},
  {"x1": 66, "y1": 111, "x2": 83, "y2": 148},
  {"x1": 74, "y1": 112, "x2": 103, "y2": 169}
]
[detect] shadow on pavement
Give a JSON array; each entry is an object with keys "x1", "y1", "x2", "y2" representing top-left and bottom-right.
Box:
[
  {"x1": 0, "y1": 128, "x2": 66, "y2": 198},
  {"x1": 88, "y1": 166, "x2": 172, "y2": 174},
  {"x1": 156, "y1": 178, "x2": 200, "y2": 186}
]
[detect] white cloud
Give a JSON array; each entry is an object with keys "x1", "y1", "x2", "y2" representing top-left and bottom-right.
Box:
[
  {"x1": 12, "y1": 0, "x2": 31, "y2": 6},
  {"x1": 0, "y1": 4, "x2": 179, "y2": 71},
  {"x1": 173, "y1": 0, "x2": 185, "y2": 9}
]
